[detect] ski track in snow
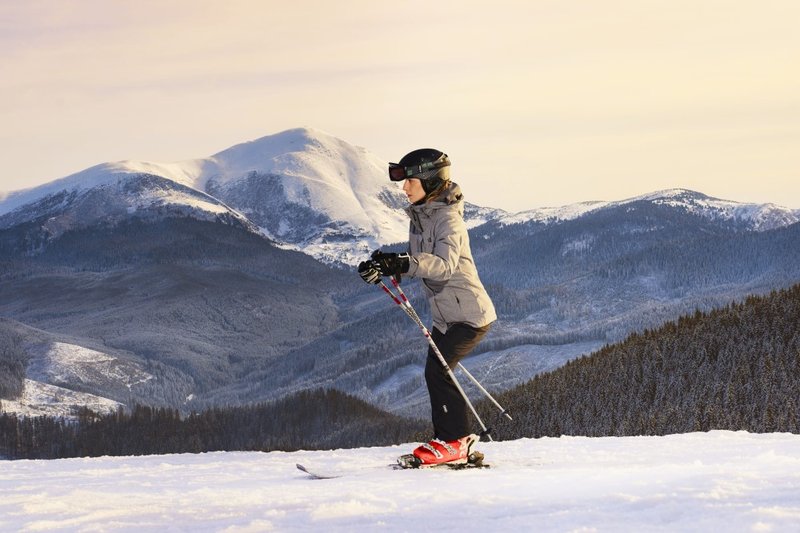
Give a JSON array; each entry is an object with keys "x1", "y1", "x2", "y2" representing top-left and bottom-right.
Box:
[{"x1": 2, "y1": 431, "x2": 800, "y2": 532}]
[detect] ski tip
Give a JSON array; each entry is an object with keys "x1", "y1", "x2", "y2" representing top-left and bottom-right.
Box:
[{"x1": 296, "y1": 463, "x2": 341, "y2": 480}]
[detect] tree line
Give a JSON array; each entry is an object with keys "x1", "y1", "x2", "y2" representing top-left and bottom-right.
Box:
[
  {"x1": 0, "y1": 388, "x2": 426, "y2": 460},
  {"x1": 0, "y1": 321, "x2": 27, "y2": 399},
  {"x1": 3, "y1": 282, "x2": 800, "y2": 460},
  {"x1": 482, "y1": 283, "x2": 800, "y2": 439}
]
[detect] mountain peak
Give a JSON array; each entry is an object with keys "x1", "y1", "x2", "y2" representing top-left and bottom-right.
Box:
[
  {"x1": 211, "y1": 127, "x2": 339, "y2": 161},
  {"x1": 204, "y1": 127, "x2": 407, "y2": 263},
  {"x1": 4, "y1": 129, "x2": 799, "y2": 264},
  {"x1": 625, "y1": 189, "x2": 800, "y2": 231},
  {"x1": 494, "y1": 188, "x2": 800, "y2": 232},
  {"x1": 207, "y1": 127, "x2": 372, "y2": 187},
  {"x1": 633, "y1": 188, "x2": 711, "y2": 202},
  {"x1": 0, "y1": 127, "x2": 410, "y2": 264}
]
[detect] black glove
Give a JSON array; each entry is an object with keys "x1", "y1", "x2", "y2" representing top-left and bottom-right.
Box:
[
  {"x1": 358, "y1": 260, "x2": 382, "y2": 285},
  {"x1": 371, "y1": 250, "x2": 410, "y2": 279}
]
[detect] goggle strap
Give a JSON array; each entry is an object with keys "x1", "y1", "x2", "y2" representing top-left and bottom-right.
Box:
[{"x1": 389, "y1": 154, "x2": 450, "y2": 181}]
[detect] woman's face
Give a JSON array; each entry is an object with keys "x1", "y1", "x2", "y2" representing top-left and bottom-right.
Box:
[{"x1": 402, "y1": 178, "x2": 426, "y2": 204}]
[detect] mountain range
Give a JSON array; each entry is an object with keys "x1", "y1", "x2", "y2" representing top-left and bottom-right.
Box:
[
  {"x1": 0, "y1": 128, "x2": 410, "y2": 265},
  {"x1": 1, "y1": 127, "x2": 799, "y2": 418}
]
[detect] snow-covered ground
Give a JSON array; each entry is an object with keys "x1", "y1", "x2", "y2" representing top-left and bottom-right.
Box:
[
  {"x1": 27, "y1": 342, "x2": 153, "y2": 393},
  {"x1": 2, "y1": 431, "x2": 799, "y2": 532},
  {"x1": 0, "y1": 379, "x2": 121, "y2": 418},
  {"x1": 0, "y1": 341, "x2": 155, "y2": 419}
]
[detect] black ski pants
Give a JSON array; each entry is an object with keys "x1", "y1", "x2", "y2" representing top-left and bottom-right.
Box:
[{"x1": 425, "y1": 322, "x2": 491, "y2": 442}]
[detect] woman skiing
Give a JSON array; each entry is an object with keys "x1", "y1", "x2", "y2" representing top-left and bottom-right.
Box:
[{"x1": 358, "y1": 148, "x2": 497, "y2": 467}]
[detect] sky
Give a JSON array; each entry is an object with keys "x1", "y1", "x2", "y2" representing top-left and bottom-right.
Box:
[{"x1": 1, "y1": 0, "x2": 798, "y2": 212}]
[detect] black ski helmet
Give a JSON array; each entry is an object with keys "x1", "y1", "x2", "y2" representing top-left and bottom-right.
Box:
[{"x1": 389, "y1": 148, "x2": 451, "y2": 194}]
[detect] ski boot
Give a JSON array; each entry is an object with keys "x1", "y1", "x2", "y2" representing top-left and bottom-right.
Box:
[{"x1": 397, "y1": 434, "x2": 486, "y2": 469}]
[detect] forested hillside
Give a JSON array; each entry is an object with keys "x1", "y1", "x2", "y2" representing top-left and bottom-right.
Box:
[
  {"x1": 485, "y1": 283, "x2": 800, "y2": 439},
  {"x1": 3, "y1": 196, "x2": 800, "y2": 417},
  {"x1": 4, "y1": 284, "x2": 799, "y2": 460},
  {"x1": 0, "y1": 321, "x2": 26, "y2": 399},
  {"x1": 0, "y1": 388, "x2": 426, "y2": 460}
]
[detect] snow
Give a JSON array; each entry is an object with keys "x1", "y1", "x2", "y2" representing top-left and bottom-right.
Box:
[
  {"x1": 2, "y1": 431, "x2": 799, "y2": 531},
  {"x1": 28, "y1": 342, "x2": 154, "y2": 393},
  {"x1": 497, "y1": 188, "x2": 800, "y2": 231},
  {"x1": 0, "y1": 379, "x2": 121, "y2": 418},
  {"x1": 499, "y1": 200, "x2": 611, "y2": 226},
  {"x1": 0, "y1": 127, "x2": 409, "y2": 263},
  {"x1": 0, "y1": 160, "x2": 207, "y2": 218},
  {"x1": 207, "y1": 127, "x2": 409, "y2": 250},
  {"x1": 3, "y1": 131, "x2": 799, "y2": 268},
  {"x1": 1, "y1": 342, "x2": 153, "y2": 418}
]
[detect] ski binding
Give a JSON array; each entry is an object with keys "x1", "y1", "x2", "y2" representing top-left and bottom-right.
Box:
[{"x1": 395, "y1": 450, "x2": 489, "y2": 470}]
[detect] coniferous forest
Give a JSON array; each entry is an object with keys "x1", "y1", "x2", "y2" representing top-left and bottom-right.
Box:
[
  {"x1": 2, "y1": 283, "x2": 799, "y2": 460},
  {"x1": 0, "y1": 389, "x2": 425, "y2": 460},
  {"x1": 484, "y1": 283, "x2": 800, "y2": 439}
]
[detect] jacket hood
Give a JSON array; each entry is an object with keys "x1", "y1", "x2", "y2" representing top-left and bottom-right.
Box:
[
  {"x1": 433, "y1": 181, "x2": 463, "y2": 205},
  {"x1": 405, "y1": 182, "x2": 464, "y2": 217}
]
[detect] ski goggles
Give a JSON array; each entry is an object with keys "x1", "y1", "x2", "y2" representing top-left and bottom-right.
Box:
[{"x1": 388, "y1": 155, "x2": 450, "y2": 182}]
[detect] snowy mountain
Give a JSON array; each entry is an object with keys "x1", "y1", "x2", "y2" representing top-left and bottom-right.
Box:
[
  {"x1": 498, "y1": 188, "x2": 800, "y2": 231},
  {"x1": 202, "y1": 128, "x2": 409, "y2": 264},
  {"x1": 0, "y1": 128, "x2": 411, "y2": 264},
  {"x1": 0, "y1": 378, "x2": 121, "y2": 418},
  {"x1": 0, "y1": 162, "x2": 256, "y2": 242},
  {"x1": 2, "y1": 431, "x2": 800, "y2": 531},
  {"x1": 2, "y1": 127, "x2": 800, "y2": 419},
  {"x1": 2, "y1": 129, "x2": 797, "y2": 265}
]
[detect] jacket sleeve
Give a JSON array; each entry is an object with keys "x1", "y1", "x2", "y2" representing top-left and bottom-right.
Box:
[{"x1": 406, "y1": 209, "x2": 464, "y2": 281}]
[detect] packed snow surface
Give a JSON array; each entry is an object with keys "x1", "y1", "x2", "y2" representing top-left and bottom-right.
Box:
[{"x1": 2, "y1": 431, "x2": 799, "y2": 532}]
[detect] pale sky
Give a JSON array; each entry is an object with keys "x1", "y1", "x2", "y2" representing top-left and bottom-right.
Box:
[{"x1": 1, "y1": 0, "x2": 799, "y2": 212}]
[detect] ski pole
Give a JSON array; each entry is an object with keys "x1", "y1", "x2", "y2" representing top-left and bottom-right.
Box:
[
  {"x1": 379, "y1": 278, "x2": 492, "y2": 440},
  {"x1": 385, "y1": 277, "x2": 512, "y2": 422},
  {"x1": 451, "y1": 363, "x2": 513, "y2": 421}
]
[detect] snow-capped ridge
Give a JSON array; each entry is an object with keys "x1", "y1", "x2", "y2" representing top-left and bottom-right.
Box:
[
  {"x1": 0, "y1": 167, "x2": 255, "y2": 240},
  {"x1": 0, "y1": 127, "x2": 409, "y2": 264},
  {"x1": 496, "y1": 187, "x2": 800, "y2": 231},
  {"x1": 631, "y1": 188, "x2": 800, "y2": 231},
  {"x1": 207, "y1": 127, "x2": 403, "y2": 227},
  {"x1": 0, "y1": 158, "x2": 216, "y2": 218},
  {"x1": 206, "y1": 127, "x2": 358, "y2": 185},
  {"x1": 498, "y1": 200, "x2": 610, "y2": 226},
  {"x1": 3, "y1": 131, "x2": 799, "y2": 266}
]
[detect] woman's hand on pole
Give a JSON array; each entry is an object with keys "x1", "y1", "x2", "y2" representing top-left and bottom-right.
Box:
[
  {"x1": 357, "y1": 260, "x2": 382, "y2": 284},
  {"x1": 370, "y1": 250, "x2": 410, "y2": 280}
]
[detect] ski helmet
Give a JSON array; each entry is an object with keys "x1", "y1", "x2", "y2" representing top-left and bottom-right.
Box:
[{"x1": 389, "y1": 148, "x2": 451, "y2": 193}]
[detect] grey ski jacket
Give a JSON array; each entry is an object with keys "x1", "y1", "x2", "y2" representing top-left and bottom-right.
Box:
[{"x1": 404, "y1": 182, "x2": 497, "y2": 333}]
